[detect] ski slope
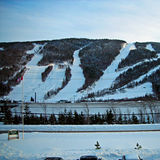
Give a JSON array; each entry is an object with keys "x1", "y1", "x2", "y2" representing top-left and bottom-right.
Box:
[
  {"x1": 7, "y1": 43, "x2": 66, "y2": 102},
  {"x1": 47, "y1": 47, "x2": 86, "y2": 102},
  {"x1": 4, "y1": 42, "x2": 160, "y2": 102}
]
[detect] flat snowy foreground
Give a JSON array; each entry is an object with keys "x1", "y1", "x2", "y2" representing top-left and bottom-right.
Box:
[{"x1": 0, "y1": 125, "x2": 160, "y2": 160}]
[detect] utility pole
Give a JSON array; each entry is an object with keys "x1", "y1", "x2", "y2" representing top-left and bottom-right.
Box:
[
  {"x1": 21, "y1": 76, "x2": 24, "y2": 139},
  {"x1": 35, "y1": 92, "x2": 36, "y2": 103}
]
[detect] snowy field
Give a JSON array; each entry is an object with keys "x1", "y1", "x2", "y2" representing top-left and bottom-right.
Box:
[{"x1": 0, "y1": 125, "x2": 160, "y2": 160}]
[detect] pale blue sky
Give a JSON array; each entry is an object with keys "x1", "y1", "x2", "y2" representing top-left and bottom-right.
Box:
[{"x1": 0, "y1": 0, "x2": 160, "y2": 42}]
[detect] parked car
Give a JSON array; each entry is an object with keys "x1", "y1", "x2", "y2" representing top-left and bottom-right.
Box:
[
  {"x1": 118, "y1": 154, "x2": 143, "y2": 160},
  {"x1": 78, "y1": 155, "x2": 102, "y2": 160},
  {"x1": 45, "y1": 157, "x2": 64, "y2": 160}
]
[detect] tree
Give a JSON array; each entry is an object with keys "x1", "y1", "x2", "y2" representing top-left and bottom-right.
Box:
[
  {"x1": 66, "y1": 110, "x2": 73, "y2": 124},
  {"x1": 24, "y1": 104, "x2": 31, "y2": 124},
  {"x1": 4, "y1": 105, "x2": 12, "y2": 124},
  {"x1": 79, "y1": 111, "x2": 85, "y2": 124},
  {"x1": 58, "y1": 113, "x2": 66, "y2": 124},
  {"x1": 123, "y1": 114, "x2": 128, "y2": 124},
  {"x1": 106, "y1": 109, "x2": 114, "y2": 124},
  {"x1": 13, "y1": 114, "x2": 21, "y2": 124},
  {"x1": 49, "y1": 114, "x2": 57, "y2": 125},
  {"x1": 147, "y1": 114, "x2": 150, "y2": 124},
  {"x1": 85, "y1": 103, "x2": 90, "y2": 124},
  {"x1": 95, "y1": 141, "x2": 101, "y2": 149},
  {"x1": 117, "y1": 113, "x2": 123, "y2": 124},
  {"x1": 73, "y1": 110, "x2": 80, "y2": 124},
  {"x1": 135, "y1": 143, "x2": 142, "y2": 150},
  {"x1": 131, "y1": 113, "x2": 139, "y2": 124}
]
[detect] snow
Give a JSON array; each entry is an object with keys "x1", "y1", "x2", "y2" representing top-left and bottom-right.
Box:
[
  {"x1": 0, "y1": 124, "x2": 160, "y2": 132},
  {"x1": 6, "y1": 43, "x2": 66, "y2": 102},
  {"x1": 76, "y1": 43, "x2": 136, "y2": 100},
  {"x1": 129, "y1": 65, "x2": 160, "y2": 85},
  {"x1": 90, "y1": 43, "x2": 136, "y2": 91},
  {"x1": 26, "y1": 43, "x2": 41, "y2": 55},
  {"x1": 0, "y1": 124, "x2": 160, "y2": 160},
  {"x1": 0, "y1": 47, "x2": 4, "y2": 51},
  {"x1": 146, "y1": 44, "x2": 155, "y2": 52},
  {"x1": 3, "y1": 42, "x2": 160, "y2": 102},
  {"x1": 48, "y1": 47, "x2": 86, "y2": 102},
  {"x1": 87, "y1": 45, "x2": 160, "y2": 101},
  {"x1": 96, "y1": 82, "x2": 153, "y2": 101}
]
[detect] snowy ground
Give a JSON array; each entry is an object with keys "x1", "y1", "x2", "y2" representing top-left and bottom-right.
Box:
[{"x1": 0, "y1": 124, "x2": 160, "y2": 160}]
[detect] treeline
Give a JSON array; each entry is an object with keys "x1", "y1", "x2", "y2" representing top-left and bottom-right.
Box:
[{"x1": 1, "y1": 105, "x2": 157, "y2": 125}]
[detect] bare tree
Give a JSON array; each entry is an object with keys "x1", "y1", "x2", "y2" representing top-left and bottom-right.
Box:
[
  {"x1": 148, "y1": 100, "x2": 155, "y2": 123},
  {"x1": 84, "y1": 103, "x2": 90, "y2": 124},
  {"x1": 42, "y1": 101, "x2": 47, "y2": 124}
]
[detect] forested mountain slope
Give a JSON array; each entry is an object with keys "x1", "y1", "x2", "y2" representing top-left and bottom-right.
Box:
[{"x1": 0, "y1": 38, "x2": 159, "y2": 102}]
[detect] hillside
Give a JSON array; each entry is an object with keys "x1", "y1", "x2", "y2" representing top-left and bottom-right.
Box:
[{"x1": 0, "y1": 38, "x2": 160, "y2": 102}]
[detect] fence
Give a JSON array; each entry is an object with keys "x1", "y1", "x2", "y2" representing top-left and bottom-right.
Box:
[{"x1": 1, "y1": 111, "x2": 160, "y2": 124}]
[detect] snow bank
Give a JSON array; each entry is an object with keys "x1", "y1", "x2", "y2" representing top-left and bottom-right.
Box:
[{"x1": 0, "y1": 124, "x2": 160, "y2": 132}]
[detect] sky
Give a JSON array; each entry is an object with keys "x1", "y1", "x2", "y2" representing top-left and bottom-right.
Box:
[{"x1": 0, "y1": 0, "x2": 160, "y2": 42}]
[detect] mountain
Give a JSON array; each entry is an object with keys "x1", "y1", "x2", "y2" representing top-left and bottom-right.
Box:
[{"x1": 0, "y1": 38, "x2": 160, "y2": 103}]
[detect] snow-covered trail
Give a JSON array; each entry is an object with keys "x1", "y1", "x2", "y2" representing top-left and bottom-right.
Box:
[
  {"x1": 6, "y1": 43, "x2": 66, "y2": 102},
  {"x1": 95, "y1": 53, "x2": 160, "y2": 100},
  {"x1": 91, "y1": 43, "x2": 136, "y2": 91},
  {"x1": 6, "y1": 43, "x2": 46, "y2": 101},
  {"x1": 76, "y1": 43, "x2": 136, "y2": 100},
  {"x1": 48, "y1": 47, "x2": 86, "y2": 102},
  {"x1": 96, "y1": 82, "x2": 153, "y2": 101}
]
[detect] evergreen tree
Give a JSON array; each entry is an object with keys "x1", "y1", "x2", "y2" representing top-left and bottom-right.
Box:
[
  {"x1": 66, "y1": 110, "x2": 74, "y2": 124},
  {"x1": 58, "y1": 113, "x2": 66, "y2": 124},
  {"x1": 132, "y1": 113, "x2": 139, "y2": 124},
  {"x1": 123, "y1": 114, "x2": 128, "y2": 124},
  {"x1": 79, "y1": 111, "x2": 85, "y2": 124},
  {"x1": 73, "y1": 110, "x2": 80, "y2": 124},
  {"x1": 4, "y1": 106, "x2": 12, "y2": 124},
  {"x1": 106, "y1": 109, "x2": 114, "y2": 124},
  {"x1": 13, "y1": 114, "x2": 21, "y2": 124},
  {"x1": 95, "y1": 141, "x2": 101, "y2": 149},
  {"x1": 118, "y1": 113, "x2": 123, "y2": 124},
  {"x1": 24, "y1": 104, "x2": 31, "y2": 124},
  {"x1": 49, "y1": 114, "x2": 57, "y2": 124},
  {"x1": 40, "y1": 114, "x2": 44, "y2": 124},
  {"x1": 97, "y1": 112, "x2": 103, "y2": 124},
  {"x1": 147, "y1": 114, "x2": 150, "y2": 124}
]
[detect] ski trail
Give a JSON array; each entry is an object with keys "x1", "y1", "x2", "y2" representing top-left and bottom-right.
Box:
[
  {"x1": 50, "y1": 47, "x2": 86, "y2": 102},
  {"x1": 96, "y1": 56, "x2": 160, "y2": 100},
  {"x1": 6, "y1": 43, "x2": 46, "y2": 101},
  {"x1": 124, "y1": 64, "x2": 160, "y2": 88},
  {"x1": 96, "y1": 82, "x2": 153, "y2": 101},
  {"x1": 89, "y1": 43, "x2": 136, "y2": 93}
]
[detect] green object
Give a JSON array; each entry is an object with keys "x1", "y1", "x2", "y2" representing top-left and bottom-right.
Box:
[{"x1": 8, "y1": 129, "x2": 19, "y2": 140}]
